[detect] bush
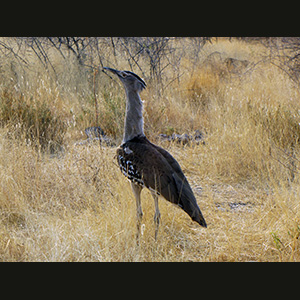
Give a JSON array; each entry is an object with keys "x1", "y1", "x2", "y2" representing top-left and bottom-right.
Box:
[
  {"x1": 247, "y1": 99, "x2": 300, "y2": 150},
  {"x1": 0, "y1": 89, "x2": 66, "y2": 153}
]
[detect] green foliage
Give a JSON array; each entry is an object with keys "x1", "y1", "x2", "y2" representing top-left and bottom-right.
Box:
[{"x1": 271, "y1": 232, "x2": 284, "y2": 251}]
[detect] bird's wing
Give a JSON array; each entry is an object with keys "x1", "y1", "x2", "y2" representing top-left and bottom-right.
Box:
[{"x1": 117, "y1": 136, "x2": 207, "y2": 227}]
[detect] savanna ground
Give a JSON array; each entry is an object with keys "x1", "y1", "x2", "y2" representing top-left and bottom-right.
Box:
[{"x1": 1, "y1": 37, "x2": 300, "y2": 261}]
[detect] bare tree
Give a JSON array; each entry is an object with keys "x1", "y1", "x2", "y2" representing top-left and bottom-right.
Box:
[
  {"x1": 250, "y1": 37, "x2": 300, "y2": 85},
  {"x1": 0, "y1": 37, "x2": 212, "y2": 92}
]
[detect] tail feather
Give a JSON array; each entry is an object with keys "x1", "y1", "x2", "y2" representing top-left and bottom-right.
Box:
[{"x1": 171, "y1": 173, "x2": 207, "y2": 228}]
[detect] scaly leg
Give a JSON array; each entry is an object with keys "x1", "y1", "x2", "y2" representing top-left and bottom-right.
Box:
[
  {"x1": 131, "y1": 182, "x2": 143, "y2": 244},
  {"x1": 151, "y1": 192, "x2": 161, "y2": 241}
]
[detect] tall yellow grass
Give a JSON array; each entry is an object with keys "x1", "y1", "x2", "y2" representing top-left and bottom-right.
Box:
[{"x1": 0, "y1": 38, "x2": 300, "y2": 261}]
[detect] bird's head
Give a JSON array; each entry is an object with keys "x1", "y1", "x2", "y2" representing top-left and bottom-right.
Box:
[{"x1": 103, "y1": 67, "x2": 146, "y2": 93}]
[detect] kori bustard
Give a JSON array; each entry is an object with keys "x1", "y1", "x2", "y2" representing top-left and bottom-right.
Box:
[{"x1": 103, "y1": 67, "x2": 207, "y2": 240}]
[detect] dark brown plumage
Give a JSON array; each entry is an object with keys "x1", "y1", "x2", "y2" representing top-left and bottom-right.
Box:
[{"x1": 117, "y1": 134, "x2": 207, "y2": 227}]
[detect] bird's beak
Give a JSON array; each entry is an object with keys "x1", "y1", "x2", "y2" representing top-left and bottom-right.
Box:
[{"x1": 103, "y1": 67, "x2": 120, "y2": 75}]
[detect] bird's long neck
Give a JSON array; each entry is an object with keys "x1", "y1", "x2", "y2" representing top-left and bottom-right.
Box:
[{"x1": 123, "y1": 89, "x2": 145, "y2": 143}]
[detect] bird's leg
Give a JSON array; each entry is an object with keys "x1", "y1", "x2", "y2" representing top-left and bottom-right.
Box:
[
  {"x1": 151, "y1": 192, "x2": 161, "y2": 241},
  {"x1": 131, "y1": 182, "x2": 143, "y2": 244}
]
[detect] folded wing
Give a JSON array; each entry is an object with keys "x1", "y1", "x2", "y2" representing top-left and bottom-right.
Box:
[{"x1": 117, "y1": 135, "x2": 207, "y2": 227}]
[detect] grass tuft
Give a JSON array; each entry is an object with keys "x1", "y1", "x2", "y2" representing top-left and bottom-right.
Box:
[{"x1": 0, "y1": 88, "x2": 66, "y2": 153}]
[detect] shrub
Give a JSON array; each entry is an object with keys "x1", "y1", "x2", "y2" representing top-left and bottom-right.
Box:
[{"x1": 0, "y1": 89, "x2": 66, "y2": 153}]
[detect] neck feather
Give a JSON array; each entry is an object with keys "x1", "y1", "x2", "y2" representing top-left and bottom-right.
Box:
[{"x1": 123, "y1": 90, "x2": 145, "y2": 143}]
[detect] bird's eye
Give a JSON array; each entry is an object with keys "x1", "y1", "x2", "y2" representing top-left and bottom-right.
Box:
[{"x1": 121, "y1": 72, "x2": 127, "y2": 78}]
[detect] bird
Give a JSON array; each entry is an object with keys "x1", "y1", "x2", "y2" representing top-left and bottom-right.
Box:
[{"x1": 103, "y1": 67, "x2": 207, "y2": 241}]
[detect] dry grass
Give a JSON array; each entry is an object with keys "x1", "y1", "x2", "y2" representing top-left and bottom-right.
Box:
[{"x1": 1, "y1": 38, "x2": 300, "y2": 261}]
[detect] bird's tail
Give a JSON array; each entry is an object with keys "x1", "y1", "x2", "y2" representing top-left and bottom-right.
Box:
[{"x1": 173, "y1": 174, "x2": 207, "y2": 228}]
